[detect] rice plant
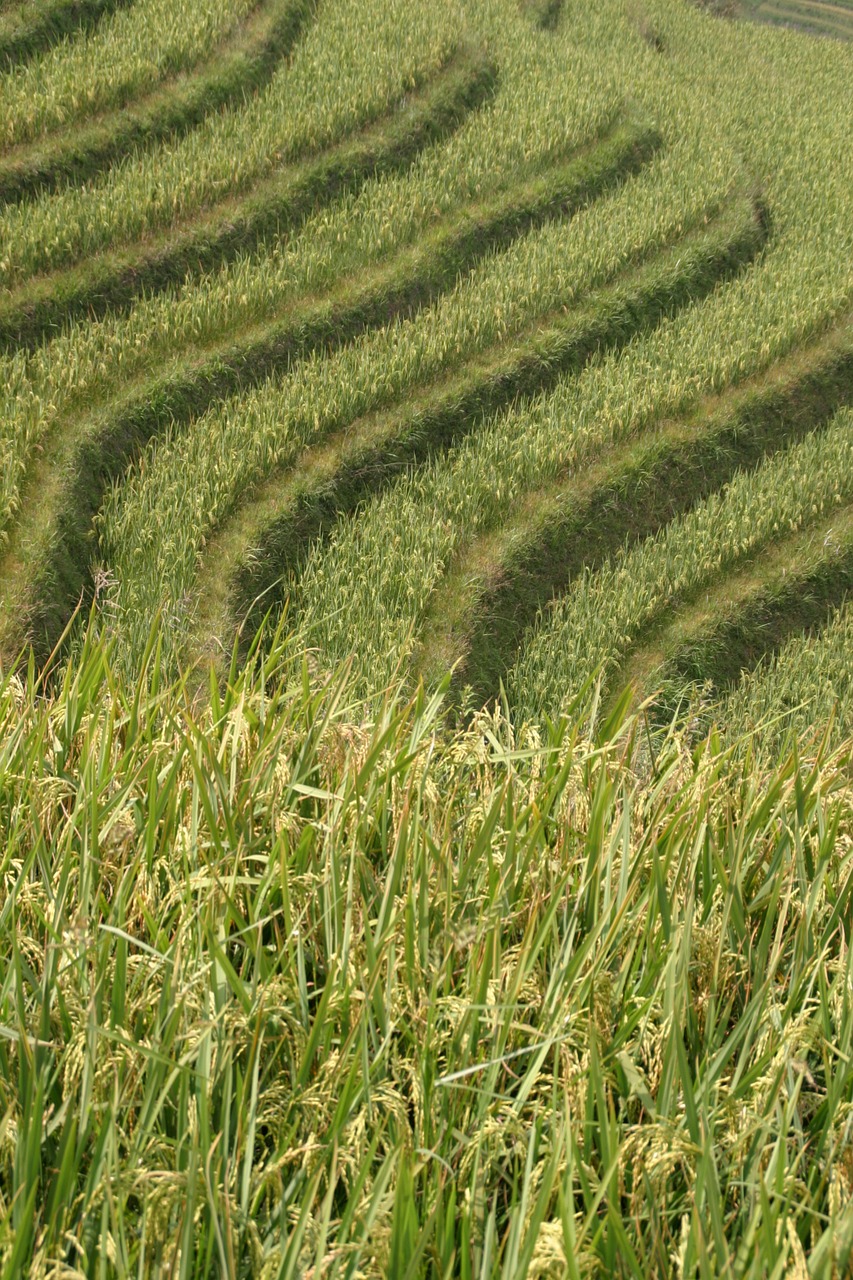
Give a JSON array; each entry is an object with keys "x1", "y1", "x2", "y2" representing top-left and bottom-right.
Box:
[
  {"x1": 2, "y1": 627, "x2": 853, "y2": 1274},
  {"x1": 0, "y1": 0, "x2": 459, "y2": 278},
  {"x1": 0, "y1": 0, "x2": 315, "y2": 204},
  {"x1": 0, "y1": 0, "x2": 258, "y2": 145},
  {"x1": 0, "y1": 0, "x2": 130, "y2": 70},
  {"x1": 96, "y1": 193, "x2": 753, "y2": 674},
  {"x1": 260, "y1": 4, "x2": 853, "y2": 701},
  {"x1": 722, "y1": 599, "x2": 853, "y2": 755}
]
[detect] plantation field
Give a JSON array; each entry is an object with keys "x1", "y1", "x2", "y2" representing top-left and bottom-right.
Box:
[{"x1": 2, "y1": 0, "x2": 853, "y2": 1272}]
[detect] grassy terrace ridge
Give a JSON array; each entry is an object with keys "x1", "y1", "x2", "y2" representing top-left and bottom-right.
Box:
[
  {"x1": 620, "y1": 503, "x2": 853, "y2": 718},
  {"x1": 419, "y1": 316, "x2": 853, "y2": 707},
  {"x1": 0, "y1": 46, "x2": 495, "y2": 351},
  {"x1": 0, "y1": 0, "x2": 132, "y2": 69},
  {"x1": 0, "y1": 120, "x2": 659, "y2": 665},
  {"x1": 111, "y1": 193, "x2": 768, "y2": 679},
  {"x1": 757, "y1": 2, "x2": 853, "y2": 36},
  {"x1": 0, "y1": 0, "x2": 314, "y2": 205},
  {"x1": 739, "y1": 0, "x2": 853, "y2": 35},
  {"x1": 502, "y1": 405, "x2": 853, "y2": 727},
  {"x1": 3, "y1": 627, "x2": 853, "y2": 1273},
  {"x1": 210, "y1": 194, "x2": 768, "y2": 673}
]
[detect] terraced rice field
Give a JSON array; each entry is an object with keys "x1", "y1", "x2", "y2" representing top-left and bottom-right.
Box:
[
  {"x1": 3, "y1": 0, "x2": 853, "y2": 1271},
  {"x1": 0, "y1": 0, "x2": 134, "y2": 72},
  {"x1": 0, "y1": 0, "x2": 850, "y2": 747},
  {"x1": 745, "y1": 0, "x2": 853, "y2": 41}
]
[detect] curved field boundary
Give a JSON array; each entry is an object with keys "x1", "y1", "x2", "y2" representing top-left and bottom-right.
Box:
[
  {"x1": 0, "y1": 123, "x2": 660, "y2": 663},
  {"x1": 0, "y1": 0, "x2": 264, "y2": 151},
  {"x1": 504, "y1": 406, "x2": 853, "y2": 726},
  {"x1": 753, "y1": 0, "x2": 853, "y2": 37},
  {"x1": 196, "y1": 196, "x2": 768, "y2": 666},
  {"x1": 621, "y1": 504, "x2": 853, "y2": 720},
  {"x1": 0, "y1": 0, "x2": 132, "y2": 71},
  {"x1": 719, "y1": 597, "x2": 853, "y2": 756},
  {"x1": 798, "y1": 0, "x2": 853, "y2": 15},
  {"x1": 0, "y1": 47, "x2": 495, "y2": 351},
  {"x1": 414, "y1": 314, "x2": 853, "y2": 706},
  {"x1": 0, "y1": 0, "x2": 314, "y2": 205}
]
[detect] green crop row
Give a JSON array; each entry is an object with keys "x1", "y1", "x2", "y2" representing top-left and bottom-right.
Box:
[
  {"x1": 240, "y1": 5, "x2": 853, "y2": 703},
  {"x1": 94, "y1": 186, "x2": 749, "y2": 674},
  {"x1": 0, "y1": 47, "x2": 496, "y2": 350},
  {"x1": 0, "y1": 0, "x2": 130, "y2": 71},
  {"x1": 219, "y1": 195, "x2": 762, "y2": 659},
  {"x1": 429, "y1": 337, "x2": 853, "y2": 706},
  {"x1": 5, "y1": 124, "x2": 658, "y2": 662},
  {"x1": 0, "y1": 0, "x2": 622, "y2": 566},
  {"x1": 754, "y1": 0, "x2": 853, "y2": 39},
  {"x1": 0, "y1": 48, "x2": 508, "y2": 535},
  {"x1": 626, "y1": 503, "x2": 853, "y2": 725},
  {"x1": 506, "y1": 407, "x2": 853, "y2": 720},
  {"x1": 0, "y1": 0, "x2": 257, "y2": 146},
  {"x1": 0, "y1": 0, "x2": 621, "y2": 497},
  {"x1": 722, "y1": 598, "x2": 853, "y2": 755},
  {"x1": 0, "y1": 0, "x2": 313, "y2": 204},
  {"x1": 1, "y1": 0, "x2": 852, "y2": 722},
  {"x1": 283, "y1": 280, "x2": 851, "y2": 706},
  {"x1": 0, "y1": 0, "x2": 458, "y2": 279}
]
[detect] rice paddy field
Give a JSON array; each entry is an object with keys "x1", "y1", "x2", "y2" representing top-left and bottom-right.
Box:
[{"x1": 2, "y1": 0, "x2": 853, "y2": 1273}]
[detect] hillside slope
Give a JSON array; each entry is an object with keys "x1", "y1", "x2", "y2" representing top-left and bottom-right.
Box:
[
  {"x1": 1, "y1": 0, "x2": 853, "y2": 1271},
  {"x1": 0, "y1": 0, "x2": 850, "y2": 743}
]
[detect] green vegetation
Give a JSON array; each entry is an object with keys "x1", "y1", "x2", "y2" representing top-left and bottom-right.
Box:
[
  {"x1": 0, "y1": 0, "x2": 259, "y2": 145},
  {"x1": 103, "y1": 192, "x2": 764, "y2": 675},
  {"x1": 427, "y1": 328, "x2": 853, "y2": 708},
  {"x1": 0, "y1": 46, "x2": 494, "y2": 348},
  {"x1": 619, "y1": 506, "x2": 853, "y2": 726},
  {"x1": 206, "y1": 192, "x2": 763, "y2": 672},
  {"x1": 2, "y1": 121, "x2": 655, "y2": 664},
  {"x1": 0, "y1": 0, "x2": 132, "y2": 71},
  {"x1": 0, "y1": 0, "x2": 458, "y2": 284},
  {"x1": 521, "y1": 0, "x2": 564, "y2": 30},
  {"x1": 722, "y1": 602, "x2": 853, "y2": 752},
  {"x1": 3, "y1": 0, "x2": 853, "y2": 1269},
  {"x1": 3, "y1": 631, "x2": 853, "y2": 1275},
  {"x1": 505, "y1": 407, "x2": 853, "y2": 722},
  {"x1": 0, "y1": 0, "x2": 316, "y2": 205}
]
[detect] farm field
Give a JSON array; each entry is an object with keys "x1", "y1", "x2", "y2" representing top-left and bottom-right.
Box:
[{"x1": 2, "y1": 0, "x2": 853, "y2": 1273}]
